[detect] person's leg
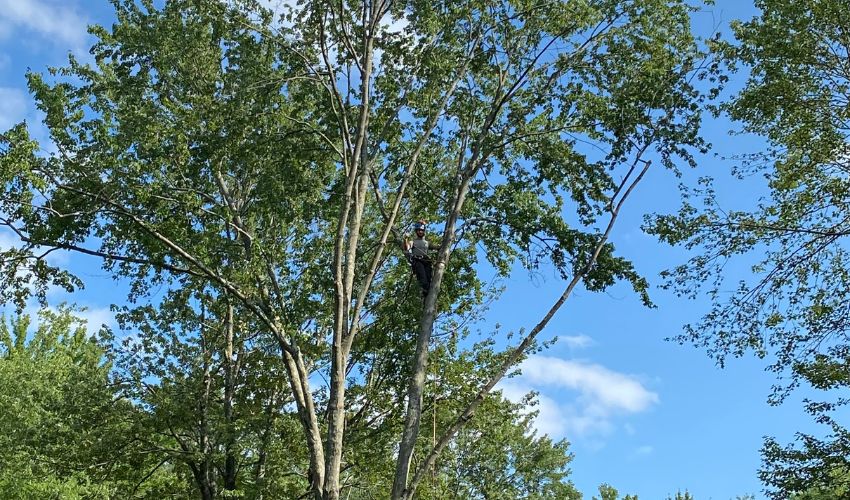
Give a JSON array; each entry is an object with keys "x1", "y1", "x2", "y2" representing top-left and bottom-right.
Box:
[
  {"x1": 422, "y1": 261, "x2": 432, "y2": 292},
  {"x1": 412, "y1": 259, "x2": 429, "y2": 293}
]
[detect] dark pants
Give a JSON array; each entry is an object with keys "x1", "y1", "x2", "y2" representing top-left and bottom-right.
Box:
[{"x1": 411, "y1": 258, "x2": 432, "y2": 295}]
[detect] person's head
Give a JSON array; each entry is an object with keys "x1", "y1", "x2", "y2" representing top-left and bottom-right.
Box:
[{"x1": 414, "y1": 220, "x2": 426, "y2": 236}]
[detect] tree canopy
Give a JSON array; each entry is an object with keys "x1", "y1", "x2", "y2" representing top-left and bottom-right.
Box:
[{"x1": 0, "y1": 0, "x2": 712, "y2": 498}]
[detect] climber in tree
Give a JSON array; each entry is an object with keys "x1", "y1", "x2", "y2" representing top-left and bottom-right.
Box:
[{"x1": 403, "y1": 220, "x2": 436, "y2": 297}]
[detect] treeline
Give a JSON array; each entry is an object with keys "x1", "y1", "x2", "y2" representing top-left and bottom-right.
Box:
[
  {"x1": 4, "y1": 309, "x2": 729, "y2": 498},
  {"x1": 1, "y1": 308, "x2": 581, "y2": 498}
]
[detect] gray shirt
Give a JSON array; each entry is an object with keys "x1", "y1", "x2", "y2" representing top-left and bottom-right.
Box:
[{"x1": 409, "y1": 237, "x2": 431, "y2": 260}]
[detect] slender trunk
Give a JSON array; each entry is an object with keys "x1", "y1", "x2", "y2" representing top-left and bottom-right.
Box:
[
  {"x1": 199, "y1": 313, "x2": 217, "y2": 499},
  {"x1": 391, "y1": 57, "x2": 514, "y2": 493},
  {"x1": 392, "y1": 75, "x2": 550, "y2": 492},
  {"x1": 254, "y1": 382, "x2": 283, "y2": 500},
  {"x1": 325, "y1": 4, "x2": 378, "y2": 497},
  {"x1": 344, "y1": 43, "x2": 477, "y2": 357},
  {"x1": 217, "y1": 168, "x2": 327, "y2": 497},
  {"x1": 223, "y1": 303, "x2": 237, "y2": 491},
  {"x1": 327, "y1": 157, "x2": 371, "y2": 494},
  {"x1": 278, "y1": 344, "x2": 325, "y2": 499},
  {"x1": 401, "y1": 159, "x2": 653, "y2": 500}
]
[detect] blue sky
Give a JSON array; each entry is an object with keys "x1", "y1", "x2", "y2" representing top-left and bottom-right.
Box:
[{"x1": 0, "y1": 0, "x2": 823, "y2": 498}]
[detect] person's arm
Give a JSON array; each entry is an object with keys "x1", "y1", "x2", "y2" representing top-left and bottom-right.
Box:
[{"x1": 428, "y1": 237, "x2": 440, "y2": 255}]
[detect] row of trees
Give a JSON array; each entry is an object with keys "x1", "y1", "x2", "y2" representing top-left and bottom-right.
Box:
[
  {"x1": 0, "y1": 306, "x2": 723, "y2": 500},
  {"x1": 0, "y1": 0, "x2": 847, "y2": 497},
  {"x1": 1, "y1": 307, "x2": 587, "y2": 498}
]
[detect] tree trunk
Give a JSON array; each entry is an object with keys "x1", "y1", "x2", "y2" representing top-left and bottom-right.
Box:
[
  {"x1": 400, "y1": 158, "x2": 652, "y2": 500},
  {"x1": 254, "y1": 381, "x2": 283, "y2": 500},
  {"x1": 278, "y1": 345, "x2": 325, "y2": 499},
  {"x1": 324, "y1": 5, "x2": 378, "y2": 497},
  {"x1": 199, "y1": 312, "x2": 217, "y2": 499},
  {"x1": 223, "y1": 303, "x2": 238, "y2": 491},
  {"x1": 391, "y1": 172, "x2": 476, "y2": 499}
]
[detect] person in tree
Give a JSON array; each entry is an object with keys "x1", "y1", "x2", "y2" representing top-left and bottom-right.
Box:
[{"x1": 403, "y1": 220, "x2": 436, "y2": 297}]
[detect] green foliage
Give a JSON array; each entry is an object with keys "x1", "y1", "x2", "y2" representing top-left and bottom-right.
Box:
[
  {"x1": 787, "y1": 466, "x2": 850, "y2": 499},
  {"x1": 762, "y1": 433, "x2": 850, "y2": 500},
  {"x1": 420, "y1": 393, "x2": 580, "y2": 499},
  {"x1": 667, "y1": 492, "x2": 694, "y2": 500},
  {"x1": 0, "y1": 0, "x2": 709, "y2": 327},
  {"x1": 0, "y1": 307, "x2": 181, "y2": 498},
  {"x1": 0, "y1": 305, "x2": 588, "y2": 498},
  {"x1": 594, "y1": 483, "x2": 622, "y2": 500},
  {"x1": 112, "y1": 293, "x2": 312, "y2": 498},
  {"x1": 590, "y1": 487, "x2": 693, "y2": 500},
  {"x1": 592, "y1": 483, "x2": 639, "y2": 500},
  {"x1": 646, "y1": 0, "x2": 850, "y2": 498}
]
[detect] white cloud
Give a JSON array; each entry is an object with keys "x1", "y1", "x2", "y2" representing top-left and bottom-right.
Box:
[
  {"x1": 75, "y1": 305, "x2": 115, "y2": 333},
  {"x1": 501, "y1": 380, "x2": 617, "y2": 438},
  {"x1": 498, "y1": 355, "x2": 659, "y2": 441},
  {"x1": 633, "y1": 445, "x2": 654, "y2": 456},
  {"x1": 0, "y1": 87, "x2": 28, "y2": 131},
  {"x1": 0, "y1": 0, "x2": 89, "y2": 48},
  {"x1": 501, "y1": 383, "x2": 568, "y2": 437},
  {"x1": 561, "y1": 334, "x2": 594, "y2": 349},
  {"x1": 22, "y1": 303, "x2": 115, "y2": 335},
  {"x1": 520, "y1": 355, "x2": 658, "y2": 412}
]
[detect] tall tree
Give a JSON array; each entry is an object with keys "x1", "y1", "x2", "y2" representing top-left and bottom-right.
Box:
[
  {"x1": 647, "y1": 0, "x2": 850, "y2": 497},
  {"x1": 0, "y1": 0, "x2": 711, "y2": 498}
]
